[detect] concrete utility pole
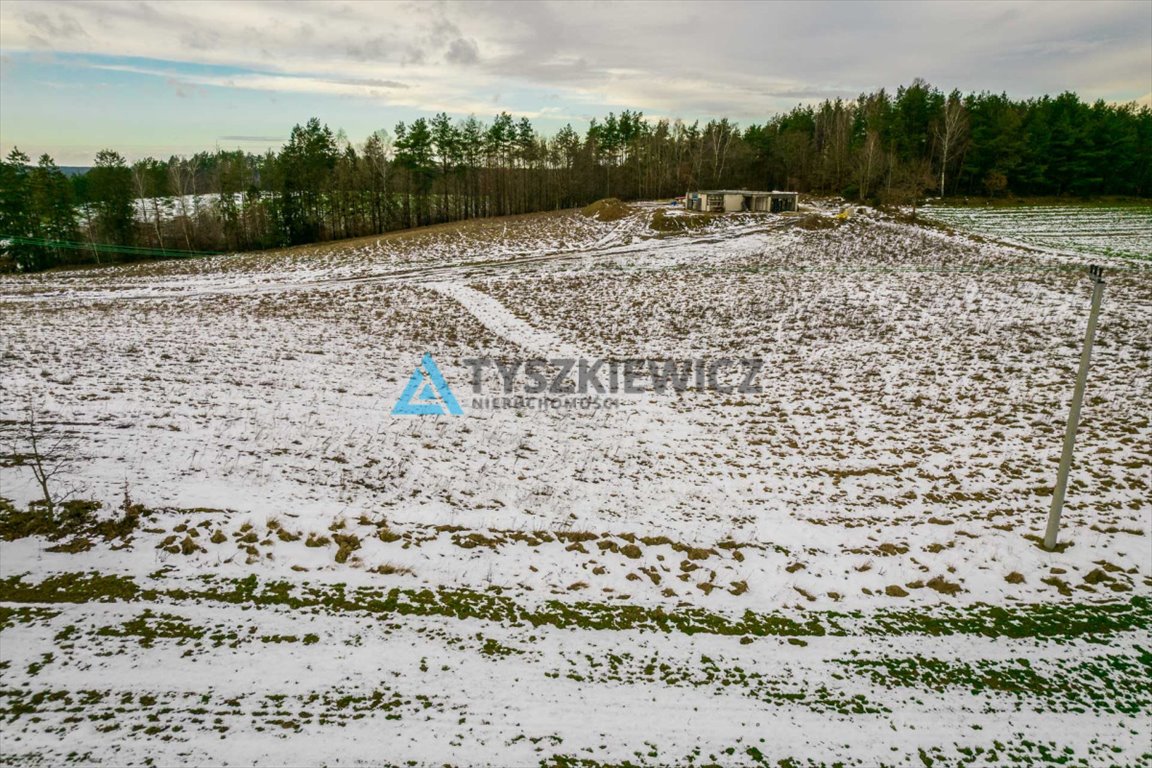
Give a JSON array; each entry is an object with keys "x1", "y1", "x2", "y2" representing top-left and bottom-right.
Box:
[{"x1": 1043, "y1": 265, "x2": 1105, "y2": 551}]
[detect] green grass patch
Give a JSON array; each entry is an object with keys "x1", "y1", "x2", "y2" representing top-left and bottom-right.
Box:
[
  {"x1": 2, "y1": 573, "x2": 1148, "y2": 642},
  {"x1": 835, "y1": 650, "x2": 1152, "y2": 714}
]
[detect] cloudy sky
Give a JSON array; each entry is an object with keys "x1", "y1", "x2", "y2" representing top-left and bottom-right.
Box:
[{"x1": 1, "y1": 0, "x2": 1149, "y2": 165}]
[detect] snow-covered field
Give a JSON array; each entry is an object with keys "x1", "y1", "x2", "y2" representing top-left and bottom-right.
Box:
[
  {"x1": 923, "y1": 203, "x2": 1152, "y2": 261},
  {"x1": 1, "y1": 203, "x2": 1150, "y2": 766}
]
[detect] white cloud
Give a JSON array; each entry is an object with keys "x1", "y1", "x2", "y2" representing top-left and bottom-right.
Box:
[{"x1": 0, "y1": 0, "x2": 1148, "y2": 120}]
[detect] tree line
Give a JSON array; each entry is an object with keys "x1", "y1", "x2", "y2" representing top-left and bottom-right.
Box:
[{"x1": 2, "y1": 79, "x2": 1149, "y2": 271}]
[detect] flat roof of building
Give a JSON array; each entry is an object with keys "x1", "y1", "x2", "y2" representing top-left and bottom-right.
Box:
[{"x1": 692, "y1": 190, "x2": 798, "y2": 196}]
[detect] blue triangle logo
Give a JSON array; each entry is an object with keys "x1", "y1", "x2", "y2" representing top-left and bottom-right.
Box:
[{"x1": 392, "y1": 354, "x2": 464, "y2": 416}]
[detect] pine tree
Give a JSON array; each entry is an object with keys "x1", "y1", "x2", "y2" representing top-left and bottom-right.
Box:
[
  {"x1": 0, "y1": 148, "x2": 39, "y2": 270},
  {"x1": 88, "y1": 149, "x2": 137, "y2": 252},
  {"x1": 29, "y1": 154, "x2": 78, "y2": 268}
]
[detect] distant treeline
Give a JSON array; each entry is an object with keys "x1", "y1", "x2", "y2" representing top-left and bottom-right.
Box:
[{"x1": 2, "y1": 79, "x2": 1149, "y2": 271}]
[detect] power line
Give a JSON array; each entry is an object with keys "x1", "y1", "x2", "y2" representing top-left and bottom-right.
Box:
[{"x1": 0, "y1": 234, "x2": 222, "y2": 259}]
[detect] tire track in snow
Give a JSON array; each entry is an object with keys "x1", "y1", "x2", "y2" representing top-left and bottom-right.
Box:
[
  {"x1": 0, "y1": 216, "x2": 796, "y2": 305},
  {"x1": 428, "y1": 280, "x2": 586, "y2": 359}
]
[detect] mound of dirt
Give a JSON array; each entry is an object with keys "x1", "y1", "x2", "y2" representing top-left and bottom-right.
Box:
[
  {"x1": 792, "y1": 214, "x2": 840, "y2": 231},
  {"x1": 580, "y1": 198, "x2": 635, "y2": 222},
  {"x1": 649, "y1": 208, "x2": 715, "y2": 233}
]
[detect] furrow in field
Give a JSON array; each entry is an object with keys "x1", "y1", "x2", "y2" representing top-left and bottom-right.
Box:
[{"x1": 428, "y1": 281, "x2": 586, "y2": 359}]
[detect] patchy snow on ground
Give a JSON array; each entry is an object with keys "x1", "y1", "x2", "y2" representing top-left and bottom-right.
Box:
[
  {"x1": 1, "y1": 204, "x2": 1150, "y2": 767},
  {"x1": 923, "y1": 203, "x2": 1152, "y2": 261}
]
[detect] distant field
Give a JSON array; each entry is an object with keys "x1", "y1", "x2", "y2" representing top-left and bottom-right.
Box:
[{"x1": 923, "y1": 203, "x2": 1152, "y2": 260}]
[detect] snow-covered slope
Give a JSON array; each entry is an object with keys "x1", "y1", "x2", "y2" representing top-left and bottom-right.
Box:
[{"x1": 1, "y1": 205, "x2": 1149, "y2": 766}]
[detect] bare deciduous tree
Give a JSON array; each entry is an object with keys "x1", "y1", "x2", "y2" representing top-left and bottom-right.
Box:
[
  {"x1": 856, "y1": 130, "x2": 884, "y2": 201},
  {"x1": 935, "y1": 93, "x2": 969, "y2": 196},
  {"x1": 169, "y1": 157, "x2": 201, "y2": 250},
  {"x1": 884, "y1": 158, "x2": 935, "y2": 217},
  {"x1": 2, "y1": 404, "x2": 80, "y2": 517}
]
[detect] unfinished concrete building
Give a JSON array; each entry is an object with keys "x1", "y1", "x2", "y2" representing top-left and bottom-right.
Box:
[{"x1": 685, "y1": 190, "x2": 798, "y2": 213}]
